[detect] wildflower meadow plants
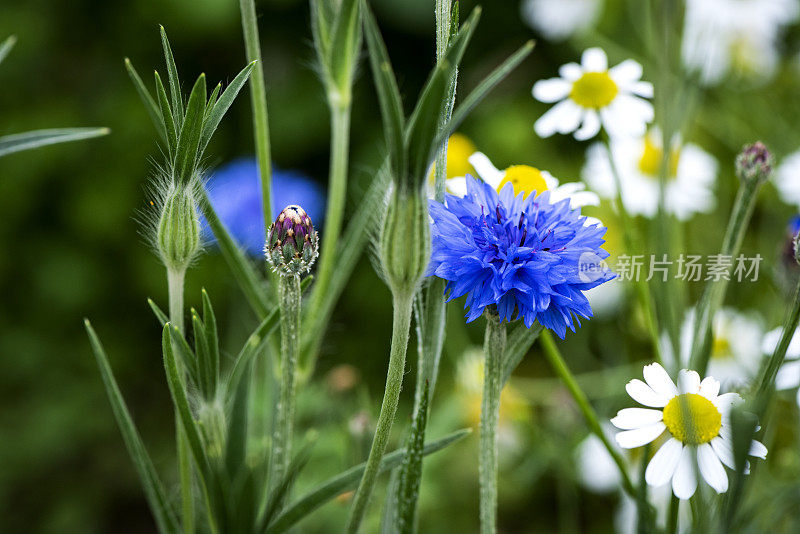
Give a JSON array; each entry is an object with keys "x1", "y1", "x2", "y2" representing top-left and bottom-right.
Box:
[{"x1": 66, "y1": 0, "x2": 800, "y2": 532}]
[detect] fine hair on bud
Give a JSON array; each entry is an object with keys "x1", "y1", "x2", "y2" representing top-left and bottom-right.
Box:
[
  {"x1": 379, "y1": 184, "x2": 431, "y2": 297},
  {"x1": 266, "y1": 204, "x2": 320, "y2": 276},
  {"x1": 139, "y1": 163, "x2": 204, "y2": 273},
  {"x1": 735, "y1": 141, "x2": 774, "y2": 184}
]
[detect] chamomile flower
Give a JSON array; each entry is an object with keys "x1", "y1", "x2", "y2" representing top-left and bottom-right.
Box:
[
  {"x1": 582, "y1": 130, "x2": 718, "y2": 220},
  {"x1": 465, "y1": 151, "x2": 600, "y2": 208},
  {"x1": 774, "y1": 150, "x2": 800, "y2": 208},
  {"x1": 761, "y1": 327, "x2": 800, "y2": 407},
  {"x1": 662, "y1": 308, "x2": 763, "y2": 386},
  {"x1": 682, "y1": 0, "x2": 798, "y2": 85},
  {"x1": 533, "y1": 47, "x2": 654, "y2": 141},
  {"x1": 520, "y1": 0, "x2": 603, "y2": 42},
  {"x1": 427, "y1": 176, "x2": 615, "y2": 337},
  {"x1": 612, "y1": 363, "x2": 767, "y2": 499}
]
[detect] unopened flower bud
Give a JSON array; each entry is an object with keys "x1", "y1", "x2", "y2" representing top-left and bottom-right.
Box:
[
  {"x1": 157, "y1": 184, "x2": 201, "y2": 271},
  {"x1": 735, "y1": 142, "x2": 774, "y2": 184},
  {"x1": 266, "y1": 205, "x2": 319, "y2": 276},
  {"x1": 380, "y1": 188, "x2": 430, "y2": 296}
]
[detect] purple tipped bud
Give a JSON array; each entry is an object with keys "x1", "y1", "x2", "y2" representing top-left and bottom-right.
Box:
[
  {"x1": 735, "y1": 142, "x2": 774, "y2": 184},
  {"x1": 265, "y1": 205, "x2": 319, "y2": 276}
]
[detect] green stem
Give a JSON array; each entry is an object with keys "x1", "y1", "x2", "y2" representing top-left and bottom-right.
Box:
[
  {"x1": 690, "y1": 178, "x2": 762, "y2": 374},
  {"x1": 304, "y1": 102, "x2": 351, "y2": 373},
  {"x1": 239, "y1": 0, "x2": 273, "y2": 228},
  {"x1": 167, "y1": 267, "x2": 194, "y2": 534},
  {"x1": 479, "y1": 311, "x2": 505, "y2": 534},
  {"x1": 346, "y1": 293, "x2": 413, "y2": 533},
  {"x1": 271, "y1": 274, "x2": 301, "y2": 489},
  {"x1": 666, "y1": 494, "x2": 679, "y2": 534},
  {"x1": 540, "y1": 330, "x2": 636, "y2": 497}
]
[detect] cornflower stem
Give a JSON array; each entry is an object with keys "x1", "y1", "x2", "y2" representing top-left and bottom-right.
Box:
[
  {"x1": 602, "y1": 138, "x2": 663, "y2": 365},
  {"x1": 271, "y1": 274, "x2": 301, "y2": 489},
  {"x1": 346, "y1": 291, "x2": 413, "y2": 533},
  {"x1": 239, "y1": 0, "x2": 273, "y2": 229},
  {"x1": 167, "y1": 267, "x2": 194, "y2": 534},
  {"x1": 304, "y1": 101, "x2": 351, "y2": 373},
  {"x1": 540, "y1": 330, "x2": 636, "y2": 497},
  {"x1": 689, "y1": 177, "x2": 762, "y2": 375},
  {"x1": 479, "y1": 310, "x2": 505, "y2": 534}
]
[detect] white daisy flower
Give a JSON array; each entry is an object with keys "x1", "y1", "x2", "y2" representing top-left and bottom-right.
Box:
[
  {"x1": 682, "y1": 0, "x2": 798, "y2": 85},
  {"x1": 611, "y1": 363, "x2": 767, "y2": 499},
  {"x1": 761, "y1": 327, "x2": 800, "y2": 407},
  {"x1": 532, "y1": 47, "x2": 654, "y2": 141},
  {"x1": 774, "y1": 149, "x2": 800, "y2": 208},
  {"x1": 520, "y1": 0, "x2": 603, "y2": 42},
  {"x1": 582, "y1": 130, "x2": 718, "y2": 220},
  {"x1": 661, "y1": 308, "x2": 763, "y2": 387},
  {"x1": 465, "y1": 151, "x2": 600, "y2": 208}
]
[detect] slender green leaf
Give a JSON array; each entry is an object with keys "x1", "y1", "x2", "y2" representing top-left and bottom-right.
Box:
[
  {"x1": 502, "y1": 322, "x2": 543, "y2": 385},
  {"x1": 200, "y1": 61, "x2": 256, "y2": 153},
  {"x1": 258, "y1": 443, "x2": 313, "y2": 532},
  {"x1": 154, "y1": 71, "x2": 177, "y2": 156},
  {"x1": 198, "y1": 189, "x2": 272, "y2": 319},
  {"x1": 225, "y1": 355, "x2": 251, "y2": 478},
  {"x1": 441, "y1": 40, "x2": 535, "y2": 146},
  {"x1": 405, "y1": 7, "x2": 480, "y2": 187},
  {"x1": 327, "y1": 0, "x2": 361, "y2": 90},
  {"x1": 166, "y1": 324, "x2": 200, "y2": 396},
  {"x1": 201, "y1": 289, "x2": 220, "y2": 395},
  {"x1": 159, "y1": 26, "x2": 184, "y2": 121},
  {"x1": 266, "y1": 429, "x2": 471, "y2": 533},
  {"x1": 84, "y1": 320, "x2": 181, "y2": 534},
  {"x1": 362, "y1": 4, "x2": 405, "y2": 179},
  {"x1": 206, "y1": 83, "x2": 221, "y2": 119},
  {"x1": 395, "y1": 381, "x2": 430, "y2": 533},
  {"x1": 162, "y1": 324, "x2": 211, "y2": 481},
  {"x1": 0, "y1": 35, "x2": 16, "y2": 66},
  {"x1": 148, "y1": 298, "x2": 170, "y2": 326},
  {"x1": 174, "y1": 74, "x2": 206, "y2": 184},
  {"x1": 0, "y1": 127, "x2": 109, "y2": 159},
  {"x1": 310, "y1": 0, "x2": 334, "y2": 63},
  {"x1": 192, "y1": 311, "x2": 213, "y2": 399},
  {"x1": 124, "y1": 58, "x2": 167, "y2": 144}
]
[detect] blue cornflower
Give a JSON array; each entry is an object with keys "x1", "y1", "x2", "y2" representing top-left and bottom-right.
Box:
[
  {"x1": 427, "y1": 175, "x2": 615, "y2": 338},
  {"x1": 203, "y1": 157, "x2": 325, "y2": 256}
]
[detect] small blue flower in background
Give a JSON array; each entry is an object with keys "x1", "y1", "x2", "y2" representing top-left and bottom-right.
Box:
[
  {"x1": 427, "y1": 176, "x2": 614, "y2": 338},
  {"x1": 202, "y1": 157, "x2": 325, "y2": 256}
]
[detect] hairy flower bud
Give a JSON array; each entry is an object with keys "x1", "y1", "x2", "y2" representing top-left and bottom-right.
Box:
[
  {"x1": 266, "y1": 205, "x2": 319, "y2": 276},
  {"x1": 156, "y1": 184, "x2": 201, "y2": 271},
  {"x1": 735, "y1": 141, "x2": 774, "y2": 184},
  {"x1": 380, "y1": 188, "x2": 431, "y2": 296}
]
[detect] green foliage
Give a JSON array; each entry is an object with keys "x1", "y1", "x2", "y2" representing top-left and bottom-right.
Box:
[{"x1": 394, "y1": 381, "x2": 430, "y2": 533}]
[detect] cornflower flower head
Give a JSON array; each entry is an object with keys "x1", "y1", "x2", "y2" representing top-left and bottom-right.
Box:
[{"x1": 427, "y1": 175, "x2": 614, "y2": 337}]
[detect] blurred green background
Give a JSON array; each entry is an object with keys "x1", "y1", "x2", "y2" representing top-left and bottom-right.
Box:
[{"x1": 3, "y1": 0, "x2": 800, "y2": 532}]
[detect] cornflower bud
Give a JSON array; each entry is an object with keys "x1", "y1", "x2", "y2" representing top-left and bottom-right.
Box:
[
  {"x1": 735, "y1": 141, "x2": 774, "y2": 184},
  {"x1": 156, "y1": 183, "x2": 201, "y2": 272},
  {"x1": 379, "y1": 187, "x2": 431, "y2": 297},
  {"x1": 266, "y1": 205, "x2": 319, "y2": 276}
]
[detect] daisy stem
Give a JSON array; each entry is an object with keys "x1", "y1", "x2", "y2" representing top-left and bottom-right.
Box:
[
  {"x1": 479, "y1": 310, "x2": 505, "y2": 534},
  {"x1": 666, "y1": 494, "x2": 679, "y2": 534},
  {"x1": 346, "y1": 292, "x2": 413, "y2": 533},
  {"x1": 167, "y1": 266, "x2": 194, "y2": 534},
  {"x1": 239, "y1": 0, "x2": 273, "y2": 237},
  {"x1": 270, "y1": 274, "x2": 301, "y2": 490},
  {"x1": 540, "y1": 330, "x2": 636, "y2": 497},
  {"x1": 602, "y1": 138, "x2": 663, "y2": 365},
  {"x1": 689, "y1": 177, "x2": 763, "y2": 375}
]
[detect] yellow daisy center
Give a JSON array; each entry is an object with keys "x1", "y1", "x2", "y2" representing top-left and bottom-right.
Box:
[
  {"x1": 638, "y1": 137, "x2": 681, "y2": 178},
  {"x1": 711, "y1": 335, "x2": 734, "y2": 361},
  {"x1": 429, "y1": 133, "x2": 476, "y2": 184},
  {"x1": 570, "y1": 71, "x2": 618, "y2": 109},
  {"x1": 662, "y1": 393, "x2": 722, "y2": 445},
  {"x1": 498, "y1": 165, "x2": 548, "y2": 198}
]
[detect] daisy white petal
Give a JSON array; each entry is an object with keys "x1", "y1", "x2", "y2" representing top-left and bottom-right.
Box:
[
  {"x1": 645, "y1": 438, "x2": 683, "y2": 486},
  {"x1": 446, "y1": 176, "x2": 468, "y2": 197},
  {"x1": 672, "y1": 445, "x2": 698, "y2": 499},
  {"x1": 630, "y1": 80, "x2": 654, "y2": 98},
  {"x1": 611, "y1": 408, "x2": 664, "y2": 429},
  {"x1": 468, "y1": 152, "x2": 504, "y2": 188},
  {"x1": 643, "y1": 362, "x2": 679, "y2": 397},
  {"x1": 698, "y1": 376, "x2": 721, "y2": 399},
  {"x1": 556, "y1": 102, "x2": 584, "y2": 134},
  {"x1": 608, "y1": 59, "x2": 643, "y2": 85},
  {"x1": 713, "y1": 392, "x2": 743, "y2": 415},
  {"x1": 776, "y1": 360, "x2": 800, "y2": 390},
  {"x1": 575, "y1": 109, "x2": 601, "y2": 140},
  {"x1": 711, "y1": 436, "x2": 735, "y2": 470},
  {"x1": 534, "y1": 99, "x2": 576, "y2": 138},
  {"x1": 615, "y1": 422, "x2": 666, "y2": 448},
  {"x1": 559, "y1": 62, "x2": 583, "y2": 81},
  {"x1": 532, "y1": 78, "x2": 572, "y2": 103},
  {"x1": 581, "y1": 47, "x2": 608, "y2": 71},
  {"x1": 678, "y1": 369, "x2": 701, "y2": 394},
  {"x1": 698, "y1": 443, "x2": 728, "y2": 493},
  {"x1": 749, "y1": 440, "x2": 768, "y2": 459},
  {"x1": 626, "y1": 379, "x2": 670, "y2": 407}
]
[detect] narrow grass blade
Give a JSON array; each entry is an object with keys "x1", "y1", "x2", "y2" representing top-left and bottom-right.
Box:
[
  {"x1": 84, "y1": 320, "x2": 181, "y2": 534},
  {"x1": 167, "y1": 323, "x2": 200, "y2": 388},
  {"x1": 266, "y1": 429, "x2": 471, "y2": 533},
  {"x1": 124, "y1": 58, "x2": 167, "y2": 144},
  {"x1": 174, "y1": 74, "x2": 206, "y2": 184},
  {"x1": 191, "y1": 311, "x2": 213, "y2": 399},
  {"x1": 395, "y1": 381, "x2": 430, "y2": 533},
  {"x1": 258, "y1": 444, "x2": 313, "y2": 532},
  {"x1": 0, "y1": 128, "x2": 109, "y2": 158},
  {"x1": 327, "y1": 0, "x2": 361, "y2": 89},
  {"x1": 159, "y1": 26, "x2": 184, "y2": 121},
  {"x1": 200, "y1": 61, "x2": 256, "y2": 153},
  {"x1": 154, "y1": 71, "x2": 177, "y2": 156},
  {"x1": 225, "y1": 354, "x2": 251, "y2": 478},
  {"x1": 148, "y1": 298, "x2": 170, "y2": 326},
  {"x1": 201, "y1": 289, "x2": 220, "y2": 394},
  {"x1": 0, "y1": 35, "x2": 16, "y2": 66},
  {"x1": 362, "y1": 4, "x2": 405, "y2": 178},
  {"x1": 198, "y1": 189, "x2": 272, "y2": 319},
  {"x1": 206, "y1": 83, "x2": 221, "y2": 119}
]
